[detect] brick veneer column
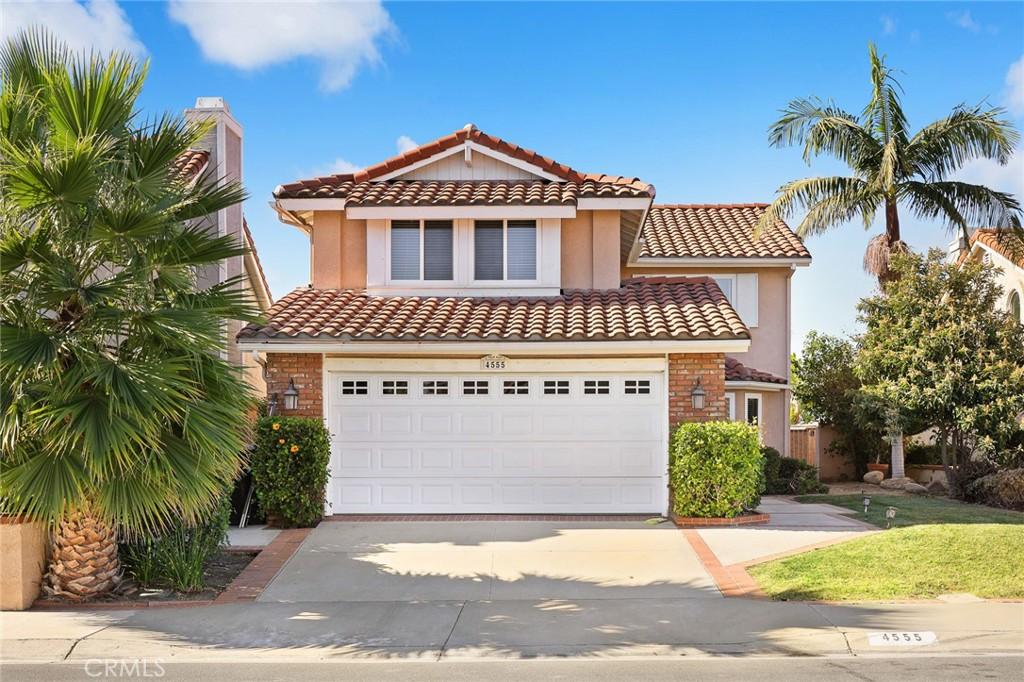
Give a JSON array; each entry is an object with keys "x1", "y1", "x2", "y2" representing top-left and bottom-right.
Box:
[
  {"x1": 668, "y1": 353, "x2": 726, "y2": 430},
  {"x1": 265, "y1": 353, "x2": 323, "y2": 417}
]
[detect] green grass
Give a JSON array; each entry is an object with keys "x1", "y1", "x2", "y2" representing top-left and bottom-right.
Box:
[
  {"x1": 748, "y1": 495, "x2": 1024, "y2": 601},
  {"x1": 794, "y1": 494, "x2": 1023, "y2": 528}
]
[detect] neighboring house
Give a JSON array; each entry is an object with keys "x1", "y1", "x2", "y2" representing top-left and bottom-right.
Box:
[
  {"x1": 953, "y1": 229, "x2": 1024, "y2": 324},
  {"x1": 237, "y1": 126, "x2": 810, "y2": 515},
  {"x1": 179, "y1": 98, "x2": 273, "y2": 390}
]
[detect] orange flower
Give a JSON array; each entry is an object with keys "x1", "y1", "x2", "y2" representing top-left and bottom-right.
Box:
[
  {"x1": 272, "y1": 423, "x2": 281, "y2": 431},
  {"x1": 278, "y1": 438, "x2": 286, "y2": 445},
  {"x1": 290, "y1": 444, "x2": 300, "y2": 453}
]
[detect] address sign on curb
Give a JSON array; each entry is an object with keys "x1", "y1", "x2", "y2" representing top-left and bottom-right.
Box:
[{"x1": 868, "y1": 631, "x2": 938, "y2": 646}]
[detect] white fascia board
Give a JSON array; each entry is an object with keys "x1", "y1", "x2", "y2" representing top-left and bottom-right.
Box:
[
  {"x1": 325, "y1": 356, "x2": 668, "y2": 373},
  {"x1": 724, "y1": 380, "x2": 788, "y2": 392},
  {"x1": 345, "y1": 205, "x2": 576, "y2": 220},
  {"x1": 577, "y1": 197, "x2": 653, "y2": 210},
  {"x1": 276, "y1": 198, "x2": 347, "y2": 211},
  {"x1": 464, "y1": 141, "x2": 564, "y2": 182},
  {"x1": 628, "y1": 256, "x2": 812, "y2": 268},
  {"x1": 237, "y1": 338, "x2": 751, "y2": 355},
  {"x1": 374, "y1": 145, "x2": 465, "y2": 181}
]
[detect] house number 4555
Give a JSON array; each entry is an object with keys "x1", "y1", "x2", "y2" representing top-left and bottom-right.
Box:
[{"x1": 481, "y1": 355, "x2": 508, "y2": 370}]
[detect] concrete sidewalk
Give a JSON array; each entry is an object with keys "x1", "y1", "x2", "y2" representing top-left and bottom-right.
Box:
[{"x1": 3, "y1": 598, "x2": 1022, "y2": 662}]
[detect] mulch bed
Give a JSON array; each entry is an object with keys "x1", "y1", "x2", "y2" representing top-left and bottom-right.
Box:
[{"x1": 34, "y1": 549, "x2": 257, "y2": 608}]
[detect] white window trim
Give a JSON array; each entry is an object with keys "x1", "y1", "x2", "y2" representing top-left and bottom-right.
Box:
[
  {"x1": 743, "y1": 393, "x2": 763, "y2": 428},
  {"x1": 725, "y1": 392, "x2": 737, "y2": 420},
  {"x1": 472, "y1": 219, "x2": 541, "y2": 285},
  {"x1": 386, "y1": 219, "x2": 456, "y2": 285}
]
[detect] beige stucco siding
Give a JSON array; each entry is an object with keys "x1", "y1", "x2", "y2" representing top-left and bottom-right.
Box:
[
  {"x1": 311, "y1": 211, "x2": 367, "y2": 289},
  {"x1": 591, "y1": 210, "x2": 621, "y2": 289},
  {"x1": 560, "y1": 212, "x2": 594, "y2": 288},
  {"x1": 985, "y1": 249, "x2": 1024, "y2": 319}
]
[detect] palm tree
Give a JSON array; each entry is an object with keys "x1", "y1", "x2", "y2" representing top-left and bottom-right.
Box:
[
  {"x1": 0, "y1": 30, "x2": 258, "y2": 600},
  {"x1": 757, "y1": 43, "x2": 1022, "y2": 479}
]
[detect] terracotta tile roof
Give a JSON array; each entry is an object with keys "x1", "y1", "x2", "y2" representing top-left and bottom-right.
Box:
[
  {"x1": 172, "y1": 149, "x2": 209, "y2": 180},
  {"x1": 638, "y1": 204, "x2": 811, "y2": 260},
  {"x1": 238, "y1": 277, "x2": 748, "y2": 343},
  {"x1": 960, "y1": 228, "x2": 1024, "y2": 268},
  {"x1": 725, "y1": 357, "x2": 787, "y2": 385},
  {"x1": 274, "y1": 125, "x2": 654, "y2": 200},
  {"x1": 273, "y1": 179, "x2": 651, "y2": 204}
]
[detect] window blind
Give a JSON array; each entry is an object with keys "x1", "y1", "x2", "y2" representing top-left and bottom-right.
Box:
[
  {"x1": 390, "y1": 221, "x2": 420, "y2": 280},
  {"x1": 423, "y1": 220, "x2": 453, "y2": 280},
  {"x1": 474, "y1": 221, "x2": 504, "y2": 280},
  {"x1": 507, "y1": 220, "x2": 536, "y2": 280}
]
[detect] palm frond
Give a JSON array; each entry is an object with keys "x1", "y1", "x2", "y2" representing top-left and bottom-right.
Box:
[
  {"x1": 907, "y1": 104, "x2": 1019, "y2": 180},
  {"x1": 901, "y1": 180, "x2": 1022, "y2": 232},
  {"x1": 756, "y1": 176, "x2": 880, "y2": 238}
]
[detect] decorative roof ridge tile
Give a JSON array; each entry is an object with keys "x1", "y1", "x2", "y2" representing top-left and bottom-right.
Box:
[
  {"x1": 651, "y1": 202, "x2": 770, "y2": 209},
  {"x1": 725, "y1": 356, "x2": 787, "y2": 385}
]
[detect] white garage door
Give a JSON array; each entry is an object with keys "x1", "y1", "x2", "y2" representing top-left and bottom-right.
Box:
[{"x1": 325, "y1": 370, "x2": 666, "y2": 514}]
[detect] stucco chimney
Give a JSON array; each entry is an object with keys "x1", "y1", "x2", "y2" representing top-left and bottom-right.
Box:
[
  {"x1": 947, "y1": 235, "x2": 969, "y2": 263},
  {"x1": 183, "y1": 97, "x2": 244, "y2": 287}
]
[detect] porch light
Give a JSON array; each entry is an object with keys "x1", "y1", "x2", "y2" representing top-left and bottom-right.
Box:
[
  {"x1": 283, "y1": 378, "x2": 299, "y2": 411},
  {"x1": 267, "y1": 392, "x2": 279, "y2": 416},
  {"x1": 862, "y1": 494, "x2": 871, "y2": 514},
  {"x1": 691, "y1": 379, "x2": 706, "y2": 411}
]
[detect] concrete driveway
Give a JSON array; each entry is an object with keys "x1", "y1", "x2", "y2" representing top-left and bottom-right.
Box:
[{"x1": 259, "y1": 520, "x2": 720, "y2": 603}]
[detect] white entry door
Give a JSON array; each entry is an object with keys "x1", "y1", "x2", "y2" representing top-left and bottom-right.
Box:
[{"x1": 325, "y1": 369, "x2": 666, "y2": 514}]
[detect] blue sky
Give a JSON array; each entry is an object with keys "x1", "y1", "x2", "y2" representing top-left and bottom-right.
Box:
[{"x1": 7, "y1": 1, "x2": 1023, "y2": 351}]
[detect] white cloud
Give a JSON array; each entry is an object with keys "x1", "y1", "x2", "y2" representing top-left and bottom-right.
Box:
[
  {"x1": 167, "y1": 0, "x2": 394, "y2": 92},
  {"x1": 327, "y1": 158, "x2": 362, "y2": 175},
  {"x1": 1006, "y1": 56, "x2": 1024, "y2": 117},
  {"x1": 396, "y1": 135, "x2": 418, "y2": 154},
  {"x1": 947, "y1": 10, "x2": 980, "y2": 32},
  {"x1": 1, "y1": 0, "x2": 144, "y2": 55},
  {"x1": 880, "y1": 15, "x2": 896, "y2": 35}
]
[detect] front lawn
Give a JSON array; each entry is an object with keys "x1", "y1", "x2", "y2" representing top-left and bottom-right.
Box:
[
  {"x1": 748, "y1": 495, "x2": 1024, "y2": 601},
  {"x1": 794, "y1": 494, "x2": 1023, "y2": 528}
]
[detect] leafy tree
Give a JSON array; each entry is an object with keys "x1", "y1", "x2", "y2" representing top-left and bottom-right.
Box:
[
  {"x1": 856, "y1": 250, "x2": 1024, "y2": 480},
  {"x1": 757, "y1": 42, "x2": 1021, "y2": 280},
  {"x1": 792, "y1": 332, "x2": 886, "y2": 475},
  {"x1": 0, "y1": 30, "x2": 257, "y2": 600}
]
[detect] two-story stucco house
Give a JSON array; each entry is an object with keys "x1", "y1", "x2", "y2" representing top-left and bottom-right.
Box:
[{"x1": 236, "y1": 126, "x2": 810, "y2": 515}]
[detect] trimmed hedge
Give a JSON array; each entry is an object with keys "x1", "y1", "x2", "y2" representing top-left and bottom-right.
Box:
[
  {"x1": 670, "y1": 421, "x2": 763, "y2": 518},
  {"x1": 251, "y1": 416, "x2": 331, "y2": 527}
]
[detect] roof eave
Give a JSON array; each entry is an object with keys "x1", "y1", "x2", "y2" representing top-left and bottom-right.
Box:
[
  {"x1": 628, "y1": 256, "x2": 812, "y2": 268},
  {"x1": 235, "y1": 338, "x2": 752, "y2": 355}
]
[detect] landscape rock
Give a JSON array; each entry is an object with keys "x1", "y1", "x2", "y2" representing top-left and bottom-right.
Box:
[
  {"x1": 927, "y1": 479, "x2": 948, "y2": 494},
  {"x1": 863, "y1": 471, "x2": 884, "y2": 485},
  {"x1": 904, "y1": 482, "x2": 928, "y2": 495},
  {"x1": 880, "y1": 476, "x2": 916, "y2": 490}
]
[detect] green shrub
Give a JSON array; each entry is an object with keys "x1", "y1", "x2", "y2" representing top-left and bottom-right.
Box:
[
  {"x1": 905, "y1": 441, "x2": 943, "y2": 465},
  {"x1": 251, "y1": 416, "x2": 331, "y2": 527},
  {"x1": 761, "y1": 446, "x2": 785, "y2": 494},
  {"x1": 121, "y1": 492, "x2": 231, "y2": 592},
  {"x1": 967, "y1": 469, "x2": 1024, "y2": 511},
  {"x1": 670, "y1": 421, "x2": 763, "y2": 518}
]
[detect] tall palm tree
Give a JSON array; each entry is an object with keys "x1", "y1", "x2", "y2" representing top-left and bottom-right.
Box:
[
  {"x1": 0, "y1": 30, "x2": 258, "y2": 600},
  {"x1": 757, "y1": 43, "x2": 1022, "y2": 479}
]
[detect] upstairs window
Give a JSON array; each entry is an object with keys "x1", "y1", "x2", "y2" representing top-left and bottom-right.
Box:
[
  {"x1": 390, "y1": 220, "x2": 453, "y2": 281},
  {"x1": 474, "y1": 220, "x2": 537, "y2": 281}
]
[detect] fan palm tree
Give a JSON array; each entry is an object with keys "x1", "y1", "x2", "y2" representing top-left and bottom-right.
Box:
[
  {"x1": 0, "y1": 30, "x2": 258, "y2": 600},
  {"x1": 756, "y1": 43, "x2": 1022, "y2": 479}
]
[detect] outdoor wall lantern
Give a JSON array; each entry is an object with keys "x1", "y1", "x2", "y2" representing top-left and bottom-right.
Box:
[
  {"x1": 862, "y1": 494, "x2": 872, "y2": 514},
  {"x1": 283, "y1": 378, "x2": 300, "y2": 411},
  {"x1": 691, "y1": 378, "x2": 706, "y2": 411},
  {"x1": 267, "y1": 392, "x2": 279, "y2": 416}
]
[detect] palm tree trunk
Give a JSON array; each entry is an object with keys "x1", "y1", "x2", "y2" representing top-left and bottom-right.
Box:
[
  {"x1": 885, "y1": 196, "x2": 901, "y2": 244},
  {"x1": 44, "y1": 508, "x2": 121, "y2": 601}
]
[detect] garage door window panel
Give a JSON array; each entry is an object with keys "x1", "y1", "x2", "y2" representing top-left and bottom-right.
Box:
[
  {"x1": 543, "y1": 379, "x2": 570, "y2": 396},
  {"x1": 503, "y1": 379, "x2": 530, "y2": 395},
  {"x1": 624, "y1": 379, "x2": 651, "y2": 395},
  {"x1": 463, "y1": 379, "x2": 490, "y2": 396},
  {"x1": 341, "y1": 380, "x2": 368, "y2": 396},
  {"x1": 422, "y1": 379, "x2": 450, "y2": 396},
  {"x1": 382, "y1": 380, "x2": 409, "y2": 396}
]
